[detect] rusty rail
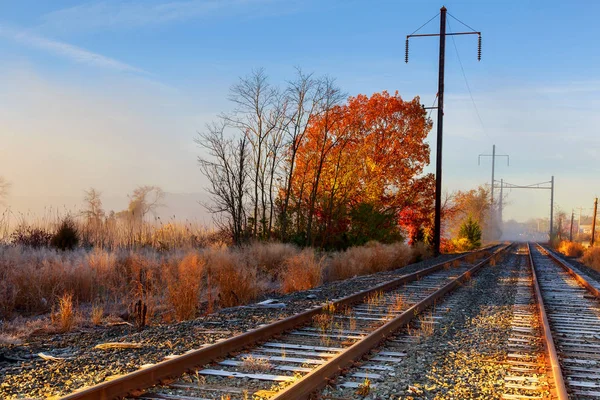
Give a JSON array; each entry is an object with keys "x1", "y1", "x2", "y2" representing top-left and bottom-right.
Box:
[
  {"x1": 60, "y1": 246, "x2": 497, "y2": 400},
  {"x1": 527, "y1": 243, "x2": 569, "y2": 400},
  {"x1": 539, "y1": 243, "x2": 600, "y2": 298},
  {"x1": 270, "y1": 243, "x2": 512, "y2": 400}
]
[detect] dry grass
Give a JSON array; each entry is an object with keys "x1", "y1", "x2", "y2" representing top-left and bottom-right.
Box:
[
  {"x1": 0, "y1": 239, "x2": 426, "y2": 331},
  {"x1": 207, "y1": 249, "x2": 259, "y2": 308},
  {"x1": 557, "y1": 240, "x2": 585, "y2": 258},
  {"x1": 166, "y1": 252, "x2": 205, "y2": 321},
  {"x1": 280, "y1": 249, "x2": 324, "y2": 294},
  {"x1": 91, "y1": 304, "x2": 104, "y2": 325},
  {"x1": 329, "y1": 242, "x2": 414, "y2": 281},
  {"x1": 240, "y1": 355, "x2": 273, "y2": 372},
  {"x1": 583, "y1": 246, "x2": 600, "y2": 271},
  {"x1": 54, "y1": 293, "x2": 75, "y2": 332}
]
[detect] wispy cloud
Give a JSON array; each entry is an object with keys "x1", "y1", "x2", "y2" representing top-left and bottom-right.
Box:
[
  {"x1": 0, "y1": 25, "x2": 146, "y2": 74},
  {"x1": 40, "y1": 0, "x2": 291, "y2": 32}
]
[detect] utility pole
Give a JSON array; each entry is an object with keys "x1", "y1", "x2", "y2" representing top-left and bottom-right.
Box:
[
  {"x1": 501, "y1": 178, "x2": 554, "y2": 240},
  {"x1": 499, "y1": 179, "x2": 504, "y2": 225},
  {"x1": 478, "y1": 144, "x2": 509, "y2": 210},
  {"x1": 406, "y1": 7, "x2": 481, "y2": 255},
  {"x1": 569, "y1": 210, "x2": 574, "y2": 242},
  {"x1": 550, "y1": 176, "x2": 555, "y2": 239},
  {"x1": 592, "y1": 197, "x2": 598, "y2": 246}
]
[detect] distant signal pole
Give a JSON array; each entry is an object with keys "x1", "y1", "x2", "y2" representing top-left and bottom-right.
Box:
[
  {"x1": 478, "y1": 144, "x2": 509, "y2": 209},
  {"x1": 406, "y1": 6, "x2": 482, "y2": 255}
]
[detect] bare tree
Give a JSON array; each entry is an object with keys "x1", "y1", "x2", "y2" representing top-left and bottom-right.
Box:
[
  {"x1": 83, "y1": 188, "x2": 104, "y2": 222},
  {"x1": 128, "y1": 186, "x2": 165, "y2": 221},
  {"x1": 197, "y1": 121, "x2": 249, "y2": 244},
  {"x1": 224, "y1": 68, "x2": 286, "y2": 238},
  {"x1": 82, "y1": 188, "x2": 105, "y2": 246},
  {"x1": 278, "y1": 69, "x2": 327, "y2": 240}
]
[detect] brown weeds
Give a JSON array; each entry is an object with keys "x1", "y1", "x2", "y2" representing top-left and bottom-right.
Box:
[{"x1": 280, "y1": 249, "x2": 323, "y2": 293}]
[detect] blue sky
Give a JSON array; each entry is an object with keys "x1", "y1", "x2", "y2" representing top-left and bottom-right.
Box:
[{"x1": 1, "y1": 0, "x2": 599, "y2": 223}]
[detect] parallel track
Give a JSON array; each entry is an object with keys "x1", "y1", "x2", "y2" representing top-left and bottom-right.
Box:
[
  {"x1": 60, "y1": 245, "x2": 503, "y2": 400},
  {"x1": 529, "y1": 243, "x2": 600, "y2": 399}
]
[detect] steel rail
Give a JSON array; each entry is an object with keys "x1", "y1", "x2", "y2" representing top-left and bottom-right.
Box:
[
  {"x1": 60, "y1": 246, "x2": 497, "y2": 400},
  {"x1": 270, "y1": 243, "x2": 512, "y2": 400},
  {"x1": 538, "y1": 243, "x2": 600, "y2": 298},
  {"x1": 527, "y1": 243, "x2": 569, "y2": 400}
]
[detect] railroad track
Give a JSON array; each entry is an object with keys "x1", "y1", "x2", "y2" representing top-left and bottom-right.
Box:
[
  {"x1": 60, "y1": 244, "x2": 506, "y2": 400},
  {"x1": 529, "y1": 242, "x2": 600, "y2": 399}
]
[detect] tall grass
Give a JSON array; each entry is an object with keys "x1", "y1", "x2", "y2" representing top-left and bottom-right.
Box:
[
  {"x1": 281, "y1": 250, "x2": 324, "y2": 293},
  {"x1": 583, "y1": 246, "x2": 600, "y2": 271},
  {"x1": 557, "y1": 240, "x2": 585, "y2": 258},
  {"x1": 0, "y1": 207, "x2": 223, "y2": 250},
  {"x1": 0, "y1": 240, "x2": 425, "y2": 328},
  {"x1": 328, "y1": 242, "x2": 413, "y2": 281}
]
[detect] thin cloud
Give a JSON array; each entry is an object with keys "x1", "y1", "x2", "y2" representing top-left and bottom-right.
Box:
[
  {"x1": 0, "y1": 25, "x2": 146, "y2": 74},
  {"x1": 40, "y1": 0, "x2": 290, "y2": 32}
]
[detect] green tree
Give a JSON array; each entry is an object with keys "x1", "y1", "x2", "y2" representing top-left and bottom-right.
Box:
[{"x1": 458, "y1": 215, "x2": 482, "y2": 249}]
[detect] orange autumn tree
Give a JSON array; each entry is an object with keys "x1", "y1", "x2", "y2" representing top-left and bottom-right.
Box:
[{"x1": 284, "y1": 91, "x2": 434, "y2": 248}]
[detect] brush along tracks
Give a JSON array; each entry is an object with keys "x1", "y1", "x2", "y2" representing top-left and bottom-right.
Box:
[
  {"x1": 58, "y1": 245, "x2": 504, "y2": 400},
  {"x1": 529, "y1": 242, "x2": 600, "y2": 399}
]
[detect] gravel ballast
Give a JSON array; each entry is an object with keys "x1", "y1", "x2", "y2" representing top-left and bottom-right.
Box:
[{"x1": 323, "y1": 244, "x2": 550, "y2": 399}]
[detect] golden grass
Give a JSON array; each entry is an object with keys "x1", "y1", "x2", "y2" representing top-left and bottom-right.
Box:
[
  {"x1": 0, "y1": 240, "x2": 425, "y2": 328},
  {"x1": 557, "y1": 240, "x2": 585, "y2": 258},
  {"x1": 280, "y1": 249, "x2": 323, "y2": 293},
  {"x1": 329, "y1": 242, "x2": 414, "y2": 281},
  {"x1": 166, "y1": 252, "x2": 205, "y2": 321},
  {"x1": 207, "y1": 250, "x2": 258, "y2": 308},
  {"x1": 54, "y1": 293, "x2": 75, "y2": 333},
  {"x1": 583, "y1": 246, "x2": 600, "y2": 271},
  {"x1": 91, "y1": 304, "x2": 104, "y2": 326}
]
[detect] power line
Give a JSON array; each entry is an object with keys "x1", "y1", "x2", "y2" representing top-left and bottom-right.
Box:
[
  {"x1": 409, "y1": 12, "x2": 440, "y2": 36},
  {"x1": 448, "y1": 12, "x2": 478, "y2": 33},
  {"x1": 448, "y1": 18, "x2": 489, "y2": 141}
]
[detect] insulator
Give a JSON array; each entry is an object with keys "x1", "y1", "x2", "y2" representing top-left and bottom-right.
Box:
[
  {"x1": 405, "y1": 38, "x2": 409, "y2": 63},
  {"x1": 477, "y1": 35, "x2": 482, "y2": 61}
]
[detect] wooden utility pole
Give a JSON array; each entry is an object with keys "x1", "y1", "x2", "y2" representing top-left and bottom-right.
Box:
[
  {"x1": 432, "y1": 7, "x2": 447, "y2": 257},
  {"x1": 592, "y1": 198, "x2": 598, "y2": 246},
  {"x1": 569, "y1": 210, "x2": 574, "y2": 242},
  {"x1": 406, "y1": 7, "x2": 481, "y2": 255}
]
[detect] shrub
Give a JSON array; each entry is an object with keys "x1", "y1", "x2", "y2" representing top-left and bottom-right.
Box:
[
  {"x1": 583, "y1": 247, "x2": 600, "y2": 271},
  {"x1": 166, "y1": 252, "x2": 205, "y2": 321},
  {"x1": 557, "y1": 240, "x2": 585, "y2": 258},
  {"x1": 51, "y1": 218, "x2": 79, "y2": 251},
  {"x1": 10, "y1": 225, "x2": 53, "y2": 248},
  {"x1": 457, "y1": 216, "x2": 481, "y2": 250},
  {"x1": 281, "y1": 249, "x2": 323, "y2": 293}
]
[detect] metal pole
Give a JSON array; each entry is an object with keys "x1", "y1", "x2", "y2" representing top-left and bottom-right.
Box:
[
  {"x1": 491, "y1": 144, "x2": 495, "y2": 208},
  {"x1": 592, "y1": 198, "x2": 598, "y2": 246},
  {"x1": 499, "y1": 178, "x2": 503, "y2": 225},
  {"x1": 569, "y1": 210, "x2": 574, "y2": 242},
  {"x1": 433, "y1": 6, "x2": 446, "y2": 256},
  {"x1": 549, "y1": 176, "x2": 554, "y2": 239}
]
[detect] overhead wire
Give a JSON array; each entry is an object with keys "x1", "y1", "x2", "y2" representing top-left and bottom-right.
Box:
[
  {"x1": 409, "y1": 12, "x2": 440, "y2": 36},
  {"x1": 447, "y1": 18, "x2": 490, "y2": 141},
  {"x1": 407, "y1": 12, "x2": 442, "y2": 123},
  {"x1": 447, "y1": 12, "x2": 478, "y2": 33}
]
